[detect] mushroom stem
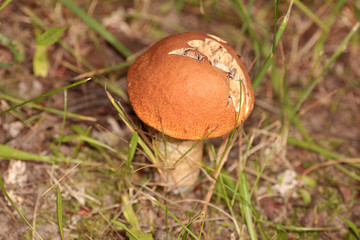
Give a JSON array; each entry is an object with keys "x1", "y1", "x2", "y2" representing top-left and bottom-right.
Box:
[{"x1": 156, "y1": 133, "x2": 204, "y2": 191}]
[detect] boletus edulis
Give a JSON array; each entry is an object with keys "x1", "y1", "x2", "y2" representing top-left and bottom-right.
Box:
[{"x1": 127, "y1": 32, "x2": 254, "y2": 192}]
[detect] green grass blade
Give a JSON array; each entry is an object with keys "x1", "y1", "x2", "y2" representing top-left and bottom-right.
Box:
[
  {"x1": 287, "y1": 137, "x2": 342, "y2": 160},
  {"x1": 288, "y1": 111, "x2": 313, "y2": 142},
  {"x1": 275, "y1": 0, "x2": 293, "y2": 47},
  {"x1": 217, "y1": 172, "x2": 241, "y2": 235},
  {"x1": 121, "y1": 194, "x2": 140, "y2": 231},
  {"x1": 61, "y1": 135, "x2": 118, "y2": 153},
  {"x1": 293, "y1": 0, "x2": 328, "y2": 32},
  {"x1": 58, "y1": 0, "x2": 132, "y2": 57},
  {"x1": 0, "y1": 93, "x2": 96, "y2": 121},
  {"x1": 57, "y1": 90, "x2": 68, "y2": 152},
  {"x1": 341, "y1": 217, "x2": 360, "y2": 240},
  {"x1": 179, "y1": 210, "x2": 204, "y2": 240},
  {"x1": 106, "y1": 90, "x2": 157, "y2": 164},
  {"x1": 239, "y1": 171, "x2": 258, "y2": 240},
  {"x1": 174, "y1": 131, "x2": 212, "y2": 166},
  {"x1": 112, "y1": 219, "x2": 153, "y2": 240},
  {"x1": 36, "y1": 26, "x2": 67, "y2": 46},
  {"x1": 0, "y1": 78, "x2": 91, "y2": 116},
  {"x1": 253, "y1": 1, "x2": 292, "y2": 90},
  {"x1": 75, "y1": 59, "x2": 134, "y2": 80},
  {"x1": 152, "y1": 197, "x2": 200, "y2": 240},
  {"x1": 0, "y1": 32, "x2": 25, "y2": 62},
  {"x1": 23, "y1": 6, "x2": 95, "y2": 70},
  {"x1": 0, "y1": 144, "x2": 54, "y2": 163},
  {"x1": 125, "y1": 11, "x2": 186, "y2": 33},
  {"x1": 288, "y1": 137, "x2": 360, "y2": 181},
  {"x1": 0, "y1": 172, "x2": 44, "y2": 240},
  {"x1": 69, "y1": 126, "x2": 91, "y2": 158},
  {"x1": 127, "y1": 132, "x2": 139, "y2": 169},
  {"x1": 0, "y1": 0, "x2": 12, "y2": 11},
  {"x1": 57, "y1": 185, "x2": 65, "y2": 240},
  {"x1": 272, "y1": 0, "x2": 280, "y2": 54},
  {"x1": 252, "y1": 53, "x2": 274, "y2": 90},
  {"x1": 111, "y1": 220, "x2": 138, "y2": 239},
  {"x1": 233, "y1": 0, "x2": 261, "y2": 60},
  {"x1": 0, "y1": 62, "x2": 12, "y2": 67},
  {"x1": 288, "y1": 22, "x2": 360, "y2": 121},
  {"x1": 311, "y1": 0, "x2": 346, "y2": 77},
  {"x1": 276, "y1": 226, "x2": 289, "y2": 240},
  {"x1": 259, "y1": 219, "x2": 344, "y2": 232},
  {"x1": 287, "y1": 137, "x2": 360, "y2": 168}
]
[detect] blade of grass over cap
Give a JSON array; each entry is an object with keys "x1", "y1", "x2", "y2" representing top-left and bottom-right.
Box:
[
  {"x1": 174, "y1": 128, "x2": 214, "y2": 167},
  {"x1": 0, "y1": 78, "x2": 90, "y2": 117},
  {"x1": 106, "y1": 90, "x2": 157, "y2": 164},
  {"x1": 58, "y1": 0, "x2": 132, "y2": 58},
  {"x1": 0, "y1": 172, "x2": 44, "y2": 240}
]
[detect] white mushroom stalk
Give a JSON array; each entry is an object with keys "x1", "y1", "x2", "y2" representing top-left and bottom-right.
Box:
[{"x1": 156, "y1": 134, "x2": 204, "y2": 192}]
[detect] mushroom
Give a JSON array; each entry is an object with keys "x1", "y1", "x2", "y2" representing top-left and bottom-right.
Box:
[{"x1": 127, "y1": 32, "x2": 254, "y2": 191}]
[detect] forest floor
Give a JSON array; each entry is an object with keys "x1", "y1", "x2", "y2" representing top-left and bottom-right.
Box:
[{"x1": 0, "y1": 0, "x2": 359, "y2": 239}]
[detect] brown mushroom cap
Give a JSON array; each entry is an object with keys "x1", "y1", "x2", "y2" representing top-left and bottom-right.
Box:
[{"x1": 127, "y1": 32, "x2": 254, "y2": 140}]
